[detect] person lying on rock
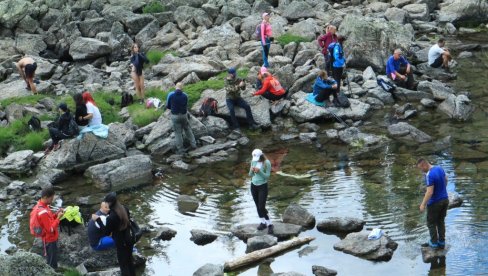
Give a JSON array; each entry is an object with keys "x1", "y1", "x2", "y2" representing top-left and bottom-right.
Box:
[
  {"x1": 45, "y1": 103, "x2": 76, "y2": 154},
  {"x1": 16, "y1": 56, "x2": 38, "y2": 94},
  {"x1": 428, "y1": 38, "x2": 452, "y2": 70},
  {"x1": 386, "y1": 49, "x2": 417, "y2": 90},
  {"x1": 87, "y1": 201, "x2": 115, "y2": 251},
  {"x1": 252, "y1": 71, "x2": 286, "y2": 103},
  {"x1": 313, "y1": 70, "x2": 338, "y2": 106},
  {"x1": 225, "y1": 67, "x2": 259, "y2": 131}
]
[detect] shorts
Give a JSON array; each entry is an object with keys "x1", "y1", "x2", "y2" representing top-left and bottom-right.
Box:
[
  {"x1": 25, "y1": 62, "x2": 37, "y2": 78},
  {"x1": 429, "y1": 55, "x2": 443, "y2": 68}
]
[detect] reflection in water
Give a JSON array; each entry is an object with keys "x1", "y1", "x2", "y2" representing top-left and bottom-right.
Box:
[{"x1": 428, "y1": 256, "x2": 446, "y2": 276}]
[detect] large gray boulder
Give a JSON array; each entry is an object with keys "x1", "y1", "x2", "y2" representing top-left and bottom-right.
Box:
[
  {"x1": 416, "y1": 63, "x2": 457, "y2": 81},
  {"x1": 78, "y1": 18, "x2": 112, "y2": 38},
  {"x1": 246, "y1": 235, "x2": 278, "y2": 253},
  {"x1": 0, "y1": 0, "x2": 33, "y2": 28},
  {"x1": 289, "y1": 92, "x2": 371, "y2": 123},
  {"x1": 393, "y1": 87, "x2": 434, "y2": 102},
  {"x1": 188, "y1": 23, "x2": 240, "y2": 55},
  {"x1": 287, "y1": 18, "x2": 321, "y2": 42},
  {"x1": 84, "y1": 155, "x2": 153, "y2": 192},
  {"x1": 448, "y1": 192, "x2": 463, "y2": 209},
  {"x1": 174, "y1": 6, "x2": 213, "y2": 29},
  {"x1": 387, "y1": 122, "x2": 432, "y2": 143},
  {"x1": 39, "y1": 131, "x2": 126, "y2": 172},
  {"x1": 417, "y1": 80, "x2": 455, "y2": 100},
  {"x1": 15, "y1": 34, "x2": 47, "y2": 55},
  {"x1": 191, "y1": 88, "x2": 271, "y2": 128},
  {"x1": 0, "y1": 251, "x2": 59, "y2": 276},
  {"x1": 282, "y1": 204, "x2": 316, "y2": 228},
  {"x1": 384, "y1": 7, "x2": 408, "y2": 24},
  {"x1": 200, "y1": 116, "x2": 229, "y2": 137},
  {"x1": 333, "y1": 231, "x2": 398, "y2": 261},
  {"x1": 438, "y1": 94, "x2": 474, "y2": 121},
  {"x1": 224, "y1": 0, "x2": 252, "y2": 18},
  {"x1": 402, "y1": 3, "x2": 429, "y2": 21},
  {"x1": 0, "y1": 150, "x2": 34, "y2": 175},
  {"x1": 231, "y1": 223, "x2": 302, "y2": 242},
  {"x1": 193, "y1": 263, "x2": 224, "y2": 276},
  {"x1": 339, "y1": 14, "x2": 414, "y2": 71},
  {"x1": 69, "y1": 37, "x2": 111, "y2": 60},
  {"x1": 282, "y1": 0, "x2": 315, "y2": 20},
  {"x1": 316, "y1": 217, "x2": 365, "y2": 233},
  {"x1": 438, "y1": 0, "x2": 488, "y2": 27},
  {"x1": 153, "y1": 55, "x2": 225, "y2": 83}
]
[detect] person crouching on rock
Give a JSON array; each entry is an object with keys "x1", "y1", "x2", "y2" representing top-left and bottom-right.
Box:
[
  {"x1": 428, "y1": 38, "x2": 452, "y2": 71},
  {"x1": 16, "y1": 56, "x2": 38, "y2": 94},
  {"x1": 313, "y1": 70, "x2": 338, "y2": 106},
  {"x1": 92, "y1": 192, "x2": 135, "y2": 276},
  {"x1": 45, "y1": 103, "x2": 75, "y2": 154},
  {"x1": 249, "y1": 149, "x2": 274, "y2": 234},
  {"x1": 252, "y1": 71, "x2": 286, "y2": 103},
  {"x1": 87, "y1": 201, "x2": 115, "y2": 251}
]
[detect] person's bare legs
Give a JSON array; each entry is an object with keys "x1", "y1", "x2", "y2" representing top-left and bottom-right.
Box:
[
  {"x1": 28, "y1": 77, "x2": 37, "y2": 94},
  {"x1": 131, "y1": 71, "x2": 141, "y2": 100},
  {"x1": 139, "y1": 74, "x2": 145, "y2": 100}
]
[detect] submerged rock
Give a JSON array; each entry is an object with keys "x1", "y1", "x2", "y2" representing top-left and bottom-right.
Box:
[
  {"x1": 388, "y1": 122, "x2": 432, "y2": 143},
  {"x1": 282, "y1": 204, "x2": 316, "y2": 228},
  {"x1": 312, "y1": 265, "x2": 338, "y2": 276},
  {"x1": 190, "y1": 229, "x2": 218, "y2": 245},
  {"x1": 156, "y1": 227, "x2": 177, "y2": 241},
  {"x1": 333, "y1": 231, "x2": 398, "y2": 261},
  {"x1": 177, "y1": 195, "x2": 199, "y2": 213},
  {"x1": 231, "y1": 223, "x2": 302, "y2": 242},
  {"x1": 193, "y1": 263, "x2": 224, "y2": 276},
  {"x1": 421, "y1": 245, "x2": 450, "y2": 263},
  {"x1": 316, "y1": 217, "x2": 365, "y2": 233},
  {"x1": 448, "y1": 192, "x2": 463, "y2": 209},
  {"x1": 438, "y1": 94, "x2": 474, "y2": 121}
]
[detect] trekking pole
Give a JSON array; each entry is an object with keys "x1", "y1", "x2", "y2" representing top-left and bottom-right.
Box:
[
  {"x1": 328, "y1": 107, "x2": 350, "y2": 128},
  {"x1": 345, "y1": 69, "x2": 354, "y2": 111}
]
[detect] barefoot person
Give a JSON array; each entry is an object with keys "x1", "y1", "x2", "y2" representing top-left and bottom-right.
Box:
[
  {"x1": 130, "y1": 43, "x2": 149, "y2": 103},
  {"x1": 417, "y1": 158, "x2": 449, "y2": 249},
  {"x1": 249, "y1": 149, "x2": 274, "y2": 234},
  {"x1": 16, "y1": 56, "x2": 37, "y2": 94}
]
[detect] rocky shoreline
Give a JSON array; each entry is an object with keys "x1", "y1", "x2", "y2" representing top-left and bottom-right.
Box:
[{"x1": 0, "y1": 0, "x2": 486, "y2": 274}]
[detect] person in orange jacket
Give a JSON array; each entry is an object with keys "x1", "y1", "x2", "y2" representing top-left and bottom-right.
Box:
[
  {"x1": 35, "y1": 187, "x2": 64, "y2": 268},
  {"x1": 252, "y1": 72, "x2": 286, "y2": 101}
]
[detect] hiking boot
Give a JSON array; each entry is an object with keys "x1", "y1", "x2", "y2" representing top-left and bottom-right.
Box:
[
  {"x1": 421, "y1": 240, "x2": 439, "y2": 249},
  {"x1": 257, "y1": 223, "x2": 267, "y2": 231},
  {"x1": 267, "y1": 224, "x2": 274, "y2": 235}
]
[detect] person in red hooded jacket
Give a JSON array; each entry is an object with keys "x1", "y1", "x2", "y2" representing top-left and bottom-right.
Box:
[
  {"x1": 35, "y1": 187, "x2": 64, "y2": 268},
  {"x1": 252, "y1": 72, "x2": 286, "y2": 101}
]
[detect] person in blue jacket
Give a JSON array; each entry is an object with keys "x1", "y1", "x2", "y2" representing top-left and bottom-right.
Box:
[
  {"x1": 330, "y1": 36, "x2": 346, "y2": 92},
  {"x1": 386, "y1": 49, "x2": 416, "y2": 90},
  {"x1": 313, "y1": 70, "x2": 338, "y2": 106}
]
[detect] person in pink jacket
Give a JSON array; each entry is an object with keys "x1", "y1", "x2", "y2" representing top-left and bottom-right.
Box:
[{"x1": 260, "y1": 13, "x2": 273, "y2": 68}]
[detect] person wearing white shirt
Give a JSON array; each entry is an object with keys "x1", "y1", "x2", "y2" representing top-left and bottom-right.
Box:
[
  {"x1": 428, "y1": 38, "x2": 452, "y2": 69},
  {"x1": 81, "y1": 91, "x2": 102, "y2": 127}
]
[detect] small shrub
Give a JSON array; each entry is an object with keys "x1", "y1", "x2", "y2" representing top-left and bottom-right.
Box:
[
  {"x1": 22, "y1": 131, "x2": 49, "y2": 152},
  {"x1": 127, "y1": 104, "x2": 163, "y2": 127},
  {"x1": 276, "y1": 33, "x2": 312, "y2": 47},
  {"x1": 146, "y1": 50, "x2": 177, "y2": 65},
  {"x1": 142, "y1": 1, "x2": 165, "y2": 14},
  {"x1": 0, "y1": 128, "x2": 15, "y2": 155},
  {"x1": 63, "y1": 267, "x2": 83, "y2": 276}
]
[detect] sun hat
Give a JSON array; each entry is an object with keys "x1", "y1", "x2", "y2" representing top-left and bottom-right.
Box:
[{"x1": 252, "y1": 149, "x2": 263, "y2": 162}]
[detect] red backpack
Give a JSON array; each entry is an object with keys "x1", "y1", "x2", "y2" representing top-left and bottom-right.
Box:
[{"x1": 30, "y1": 203, "x2": 47, "y2": 238}]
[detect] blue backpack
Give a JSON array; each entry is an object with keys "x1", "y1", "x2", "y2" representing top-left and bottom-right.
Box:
[
  {"x1": 377, "y1": 77, "x2": 396, "y2": 93},
  {"x1": 328, "y1": 42, "x2": 342, "y2": 64}
]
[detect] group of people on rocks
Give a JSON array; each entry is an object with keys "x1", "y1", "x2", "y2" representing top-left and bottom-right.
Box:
[{"x1": 23, "y1": 11, "x2": 455, "y2": 276}]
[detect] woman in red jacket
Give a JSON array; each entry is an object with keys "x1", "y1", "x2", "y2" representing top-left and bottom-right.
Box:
[{"x1": 253, "y1": 72, "x2": 286, "y2": 101}]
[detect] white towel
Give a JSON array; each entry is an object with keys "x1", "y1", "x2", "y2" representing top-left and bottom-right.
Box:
[{"x1": 368, "y1": 228, "x2": 384, "y2": 240}]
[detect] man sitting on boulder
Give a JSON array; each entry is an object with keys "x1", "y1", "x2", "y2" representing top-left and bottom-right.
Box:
[
  {"x1": 428, "y1": 38, "x2": 452, "y2": 70},
  {"x1": 386, "y1": 49, "x2": 416, "y2": 90}
]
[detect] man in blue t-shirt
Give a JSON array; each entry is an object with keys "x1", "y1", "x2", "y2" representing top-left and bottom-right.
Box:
[
  {"x1": 386, "y1": 49, "x2": 416, "y2": 90},
  {"x1": 417, "y1": 158, "x2": 449, "y2": 249}
]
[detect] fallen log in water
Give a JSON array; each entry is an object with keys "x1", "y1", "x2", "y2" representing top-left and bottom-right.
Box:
[{"x1": 224, "y1": 236, "x2": 315, "y2": 272}]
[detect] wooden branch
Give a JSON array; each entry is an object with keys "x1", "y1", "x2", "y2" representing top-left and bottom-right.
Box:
[{"x1": 224, "y1": 236, "x2": 315, "y2": 272}]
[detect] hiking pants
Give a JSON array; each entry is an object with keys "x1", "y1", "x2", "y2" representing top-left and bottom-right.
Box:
[
  {"x1": 315, "y1": 88, "x2": 338, "y2": 103},
  {"x1": 324, "y1": 54, "x2": 332, "y2": 76},
  {"x1": 261, "y1": 38, "x2": 271, "y2": 68},
  {"x1": 427, "y1": 199, "x2": 449, "y2": 243},
  {"x1": 226, "y1": 97, "x2": 255, "y2": 129},
  {"x1": 262, "y1": 91, "x2": 285, "y2": 101},
  {"x1": 48, "y1": 127, "x2": 70, "y2": 145},
  {"x1": 251, "y1": 183, "x2": 269, "y2": 220},
  {"x1": 332, "y1": 66, "x2": 344, "y2": 92},
  {"x1": 392, "y1": 65, "x2": 415, "y2": 90},
  {"x1": 45, "y1": 241, "x2": 58, "y2": 269},
  {"x1": 171, "y1": 113, "x2": 196, "y2": 154}
]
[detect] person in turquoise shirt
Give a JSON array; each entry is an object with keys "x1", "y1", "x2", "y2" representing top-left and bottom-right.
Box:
[{"x1": 249, "y1": 149, "x2": 273, "y2": 234}]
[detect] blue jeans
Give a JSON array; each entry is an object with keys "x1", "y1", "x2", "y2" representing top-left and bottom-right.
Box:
[
  {"x1": 261, "y1": 38, "x2": 270, "y2": 68},
  {"x1": 92, "y1": 236, "x2": 115, "y2": 251},
  {"x1": 226, "y1": 97, "x2": 255, "y2": 129},
  {"x1": 171, "y1": 113, "x2": 197, "y2": 154}
]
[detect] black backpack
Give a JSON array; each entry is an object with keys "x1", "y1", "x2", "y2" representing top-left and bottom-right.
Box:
[
  {"x1": 67, "y1": 115, "x2": 79, "y2": 136},
  {"x1": 121, "y1": 92, "x2": 134, "y2": 108},
  {"x1": 377, "y1": 77, "x2": 396, "y2": 93},
  {"x1": 199, "y1": 97, "x2": 218, "y2": 117},
  {"x1": 28, "y1": 116, "x2": 41, "y2": 131},
  {"x1": 334, "y1": 92, "x2": 351, "y2": 108}
]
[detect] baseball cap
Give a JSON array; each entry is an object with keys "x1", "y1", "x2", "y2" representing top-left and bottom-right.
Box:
[
  {"x1": 252, "y1": 149, "x2": 263, "y2": 162},
  {"x1": 228, "y1": 67, "x2": 236, "y2": 75},
  {"x1": 260, "y1": 66, "x2": 268, "y2": 75},
  {"x1": 262, "y1": 12, "x2": 269, "y2": 19}
]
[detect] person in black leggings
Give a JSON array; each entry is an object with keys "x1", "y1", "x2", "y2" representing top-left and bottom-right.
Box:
[
  {"x1": 249, "y1": 149, "x2": 274, "y2": 234},
  {"x1": 93, "y1": 192, "x2": 135, "y2": 276}
]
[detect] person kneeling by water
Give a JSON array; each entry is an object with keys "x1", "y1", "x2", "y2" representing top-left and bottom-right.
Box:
[
  {"x1": 87, "y1": 202, "x2": 115, "y2": 251},
  {"x1": 252, "y1": 72, "x2": 286, "y2": 102},
  {"x1": 313, "y1": 70, "x2": 338, "y2": 106}
]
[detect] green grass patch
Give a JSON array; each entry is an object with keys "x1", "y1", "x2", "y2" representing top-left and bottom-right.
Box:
[
  {"x1": 0, "y1": 94, "x2": 45, "y2": 107},
  {"x1": 0, "y1": 117, "x2": 49, "y2": 155},
  {"x1": 142, "y1": 1, "x2": 165, "y2": 14},
  {"x1": 22, "y1": 131, "x2": 49, "y2": 152},
  {"x1": 63, "y1": 267, "x2": 83, "y2": 276},
  {"x1": 276, "y1": 33, "x2": 312, "y2": 47},
  {"x1": 146, "y1": 50, "x2": 178, "y2": 65},
  {"x1": 92, "y1": 92, "x2": 121, "y2": 124},
  {"x1": 127, "y1": 104, "x2": 163, "y2": 127}
]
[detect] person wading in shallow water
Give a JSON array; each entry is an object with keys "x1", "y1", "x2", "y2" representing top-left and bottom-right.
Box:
[
  {"x1": 417, "y1": 158, "x2": 449, "y2": 249},
  {"x1": 249, "y1": 149, "x2": 274, "y2": 234}
]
